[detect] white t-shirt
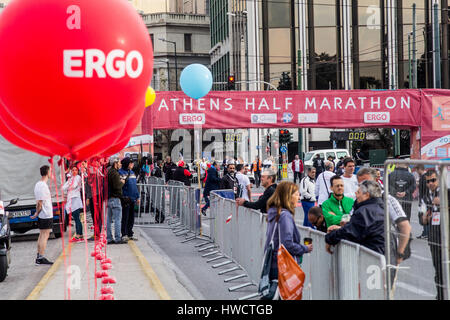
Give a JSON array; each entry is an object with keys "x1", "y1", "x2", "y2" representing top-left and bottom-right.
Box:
[
  {"x1": 294, "y1": 160, "x2": 301, "y2": 172},
  {"x1": 236, "y1": 172, "x2": 251, "y2": 201},
  {"x1": 341, "y1": 175, "x2": 358, "y2": 200},
  {"x1": 34, "y1": 180, "x2": 53, "y2": 219}
]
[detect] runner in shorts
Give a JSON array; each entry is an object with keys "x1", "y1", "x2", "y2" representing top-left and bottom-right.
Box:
[{"x1": 32, "y1": 165, "x2": 54, "y2": 265}]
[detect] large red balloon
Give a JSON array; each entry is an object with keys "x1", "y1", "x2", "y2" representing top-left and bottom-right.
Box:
[
  {"x1": 71, "y1": 104, "x2": 145, "y2": 160},
  {"x1": 0, "y1": 0, "x2": 153, "y2": 155},
  {"x1": 0, "y1": 113, "x2": 52, "y2": 157},
  {"x1": 0, "y1": 102, "x2": 69, "y2": 156}
]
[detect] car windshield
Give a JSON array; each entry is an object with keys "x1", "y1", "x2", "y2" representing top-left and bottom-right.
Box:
[
  {"x1": 304, "y1": 152, "x2": 314, "y2": 161},
  {"x1": 337, "y1": 151, "x2": 348, "y2": 159}
]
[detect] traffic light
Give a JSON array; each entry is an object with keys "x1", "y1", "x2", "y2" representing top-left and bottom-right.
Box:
[
  {"x1": 279, "y1": 129, "x2": 293, "y2": 144},
  {"x1": 227, "y1": 75, "x2": 235, "y2": 90}
]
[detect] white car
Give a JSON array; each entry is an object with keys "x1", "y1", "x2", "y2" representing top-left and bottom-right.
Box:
[{"x1": 304, "y1": 149, "x2": 350, "y2": 168}]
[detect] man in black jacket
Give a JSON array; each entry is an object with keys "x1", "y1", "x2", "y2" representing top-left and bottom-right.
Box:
[
  {"x1": 106, "y1": 158, "x2": 127, "y2": 244},
  {"x1": 325, "y1": 180, "x2": 385, "y2": 254},
  {"x1": 236, "y1": 169, "x2": 277, "y2": 214},
  {"x1": 162, "y1": 156, "x2": 176, "y2": 183},
  {"x1": 151, "y1": 160, "x2": 163, "y2": 178},
  {"x1": 202, "y1": 162, "x2": 221, "y2": 215},
  {"x1": 388, "y1": 163, "x2": 416, "y2": 221},
  {"x1": 172, "y1": 161, "x2": 192, "y2": 186},
  {"x1": 419, "y1": 169, "x2": 449, "y2": 300},
  {"x1": 313, "y1": 154, "x2": 325, "y2": 179},
  {"x1": 220, "y1": 163, "x2": 239, "y2": 198}
]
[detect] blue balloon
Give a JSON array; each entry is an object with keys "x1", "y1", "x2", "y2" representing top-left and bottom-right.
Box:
[{"x1": 179, "y1": 64, "x2": 213, "y2": 100}]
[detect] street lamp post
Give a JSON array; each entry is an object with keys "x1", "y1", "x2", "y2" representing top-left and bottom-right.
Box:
[{"x1": 159, "y1": 38, "x2": 178, "y2": 90}]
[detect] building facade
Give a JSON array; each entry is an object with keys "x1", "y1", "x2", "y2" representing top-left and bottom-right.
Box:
[{"x1": 208, "y1": 0, "x2": 449, "y2": 158}]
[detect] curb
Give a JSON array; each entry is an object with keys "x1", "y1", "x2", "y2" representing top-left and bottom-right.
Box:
[{"x1": 128, "y1": 239, "x2": 171, "y2": 300}]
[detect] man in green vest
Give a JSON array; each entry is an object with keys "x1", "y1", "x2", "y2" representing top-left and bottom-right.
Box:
[{"x1": 321, "y1": 175, "x2": 355, "y2": 228}]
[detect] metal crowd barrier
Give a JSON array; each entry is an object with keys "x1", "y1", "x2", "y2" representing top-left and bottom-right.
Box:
[
  {"x1": 384, "y1": 160, "x2": 450, "y2": 300},
  {"x1": 136, "y1": 179, "x2": 201, "y2": 241},
  {"x1": 208, "y1": 191, "x2": 387, "y2": 300}
]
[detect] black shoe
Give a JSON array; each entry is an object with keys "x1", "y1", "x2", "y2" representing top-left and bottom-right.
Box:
[
  {"x1": 114, "y1": 239, "x2": 128, "y2": 244},
  {"x1": 107, "y1": 240, "x2": 115, "y2": 245},
  {"x1": 87, "y1": 236, "x2": 96, "y2": 242},
  {"x1": 35, "y1": 257, "x2": 53, "y2": 265},
  {"x1": 201, "y1": 209, "x2": 207, "y2": 216}
]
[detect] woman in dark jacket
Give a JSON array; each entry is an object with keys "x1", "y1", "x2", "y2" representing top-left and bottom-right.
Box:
[
  {"x1": 264, "y1": 181, "x2": 313, "y2": 282},
  {"x1": 202, "y1": 162, "x2": 221, "y2": 215}
]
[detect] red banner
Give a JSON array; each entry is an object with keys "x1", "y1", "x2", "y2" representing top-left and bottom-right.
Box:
[
  {"x1": 145, "y1": 90, "x2": 422, "y2": 130},
  {"x1": 420, "y1": 90, "x2": 450, "y2": 160}
]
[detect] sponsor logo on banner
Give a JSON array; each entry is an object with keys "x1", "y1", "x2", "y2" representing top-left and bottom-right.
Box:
[
  {"x1": 282, "y1": 112, "x2": 293, "y2": 124},
  {"x1": 364, "y1": 112, "x2": 390, "y2": 123},
  {"x1": 179, "y1": 113, "x2": 205, "y2": 125},
  {"x1": 251, "y1": 114, "x2": 277, "y2": 124},
  {"x1": 298, "y1": 113, "x2": 318, "y2": 123}
]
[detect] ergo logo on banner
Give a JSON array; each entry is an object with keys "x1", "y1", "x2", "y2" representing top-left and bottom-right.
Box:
[
  {"x1": 64, "y1": 49, "x2": 144, "y2": 79},
  {"x1": 180, "y1": 114, "x2": 205, "y2": 125},
  {"x1": 364, "y1": 112, "x2": 390, "y2": 123}
]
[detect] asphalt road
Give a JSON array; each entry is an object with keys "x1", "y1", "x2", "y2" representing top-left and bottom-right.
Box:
[{"x1": 0, "y1": 230, "x2": 63, "y2": 300}]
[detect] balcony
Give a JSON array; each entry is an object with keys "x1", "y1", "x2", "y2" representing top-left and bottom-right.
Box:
[{"x1": 142, "y1": 12, "x2": 210, "y2": 26}]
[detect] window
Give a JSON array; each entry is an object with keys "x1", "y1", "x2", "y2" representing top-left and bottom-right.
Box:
[
  {"x1": 184, "y1": 34, "x2": 192, "y2": 52},
  {"x1": 150, "y1": 34, "x2": 154, "y2": 47}
]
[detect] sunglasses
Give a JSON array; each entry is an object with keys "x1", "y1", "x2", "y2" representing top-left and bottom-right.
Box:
[{"x1": 426, "y1": 178, "x2": 437, "y2": 183}]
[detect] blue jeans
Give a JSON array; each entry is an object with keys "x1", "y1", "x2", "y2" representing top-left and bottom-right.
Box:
[
  {"x1": 107, "y1": 198, "x2": 122, "y2": 242},
  {"x1": 202, "y1": 195, "x2": 210, "y2": 211},
  {"x1": 301, "y1": 201, "x2": 315, "y2": 228},
  {"x1": 67, "y1": 208, "x2": 83, "y2": 236}
]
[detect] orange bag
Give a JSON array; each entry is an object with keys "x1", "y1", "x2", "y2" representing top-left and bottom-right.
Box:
[{"x1": 277, "y1": 244, "x2": 305, "y2": 300}]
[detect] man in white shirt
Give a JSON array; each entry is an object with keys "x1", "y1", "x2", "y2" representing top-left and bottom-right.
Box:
[
  {"x1": 32, "y1": 165, "x2": 54, "y2": 265},
  {"x1": 235, "y1": 164, "x2": 252, "y2": 201},
  {"x1": 292, "y1": 154, "x2": 304, "y2": 183},
  {"x1": 315, "y1": 161, "x2": 335, "y2": 206},
  {"x1": 341, "y1": 158, "x2": 358, "y2": 200}
]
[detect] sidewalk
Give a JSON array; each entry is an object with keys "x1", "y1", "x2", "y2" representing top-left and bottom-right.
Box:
[{"x1": 27, "y1": 230, "x2": 195, "y2": 300}]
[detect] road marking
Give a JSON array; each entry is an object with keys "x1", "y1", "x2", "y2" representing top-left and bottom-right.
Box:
[
  {"x1": 26, "y1": 243, "x2": 72, "y2": 300},
  {"x1": 411, "y1": 253, "x2": 432, "y2": 262},
  {"x1": 395, "y1": 281, "x2": 435, "y2": 297},
  {"x1": 128, "y1": 240, "x2": 171, "y2": 300}
]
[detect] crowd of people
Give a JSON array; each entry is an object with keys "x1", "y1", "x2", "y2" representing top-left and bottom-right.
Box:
[
  {"x1": 32, "y1": 156, "x2": 152, "y2": 265},
  {"x1": 31, "y1": 150, "x2": 448, "y2": 299}
]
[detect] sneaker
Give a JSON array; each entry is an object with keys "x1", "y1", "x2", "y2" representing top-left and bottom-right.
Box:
[
  {"x1": 128, "y1": 236, "x2": 138, "y2": 241},
  {"x1": 36, "y1": 257, "x2": 53, "y2": 265},
  {"x1": 122, "y1": 235, "x2": 129, "y2": 242},
  {"x1": 416, "y1": 234, "x2": 428, "y2": 239},
  {"x1": 87, "y1": 236, "x2": 96, "y2": 242},
  {"x1": 201, "y1": 209, "x2": 207, "y2": 216},
  {"x1": 114, "y1": 239, "x2": 128, "y2": 244},
  {"x1": 107, "y1": 240, "x2": 115, "y2": 245},
  {"x1": 70, "y1": 237, "x2": 83, "y2": 243}
]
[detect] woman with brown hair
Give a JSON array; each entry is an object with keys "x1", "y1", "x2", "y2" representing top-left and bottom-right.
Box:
[{"x1": 264, "y1": 181, "x2": 313, "y2": 282}]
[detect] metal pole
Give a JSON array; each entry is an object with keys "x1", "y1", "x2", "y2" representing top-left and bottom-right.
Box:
[
  {"x1": 174, "y1": 42, "x2": 179, "y2": 91},
  {"x1": 408, "y1": 33, "x2": 412, "y2": 88},
  {"x1": 433, "y1": 3, "x2": 441, "y2": 88},
  {"x1": 439, "y1": 164, "x2": 450, "y2": 300},
  {"x1": 412, "y1": 3, "x2": 417, "y2": 88},
  {"x1": 167, "y1": 60, "x2": 170, "y2": 91},
  {"x1": 298, "y1": 50, "x2": 302, "y2": 90},
  {"x1": 384, "y1": 161, "x2": 392, "y2": 299}
]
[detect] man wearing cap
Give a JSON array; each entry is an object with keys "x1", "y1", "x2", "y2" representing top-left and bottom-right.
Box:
[
  {"x1": 173, "y1": 160, "x2": 192, "y2": 186},
  {"x1": 119, "y1": 157, "x2": 140, "y2": 242},
  {"x1": 107, "y1": 157, "x2": 127, "y2": 244}
]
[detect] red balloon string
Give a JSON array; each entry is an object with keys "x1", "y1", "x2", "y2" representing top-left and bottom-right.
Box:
[
  {"x1": 50, "y1": 159, "x2": 67, "y2": 300},
  {"x1": 80, "y1": 166, "x2": 91, "y2": 300}
]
